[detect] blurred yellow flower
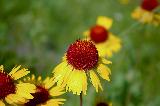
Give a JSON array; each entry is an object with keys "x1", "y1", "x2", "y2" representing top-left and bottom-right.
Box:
[
  {"x1": 119, "y1": 0, "x2": 130, "y2": 5},
  {"x1": 0, "y1": 65, "x2": 36, "y2": 106},
  {"x1": 83, "y1": 16, "x2": 121, "y2": 58},
  {"x1": 132, "y1": 0, "x2": 160, "y2": 25},
  {"x1": 53, "y1": 40, "x2": 111, "y2": 95},
  {"x1": 22, "y1": 75, "x2": 66, "y2": 106}
]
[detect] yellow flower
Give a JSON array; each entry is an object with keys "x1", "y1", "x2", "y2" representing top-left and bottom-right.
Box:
[
  {"x1": 83, "y1": 16, "x2": 121, "y2": 57},
  {"x1": 53, "y1": 40, "x2": 111, "y2": 95},
  {"x1": 22, "y1": 75, "x2": 66, "y2": 106},
  {"x1": 0, "y1": 65, "x2": 36, "y2": 106},
  {"x1": 131, "y1": 0, "x2": 160, "y2": 25}
]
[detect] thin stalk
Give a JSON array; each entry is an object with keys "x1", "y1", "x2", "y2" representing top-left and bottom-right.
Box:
[{"x1": 80, "y1": 92, "x2": 83, "y2": 106}]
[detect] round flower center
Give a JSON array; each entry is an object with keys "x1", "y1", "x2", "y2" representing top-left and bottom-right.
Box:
[
  {"x1": 0, "y1": 72, "x2": 16, "y2": 99},
  {"x1": 90, "y1": 25, "x2": 109, "y2": 43},
  {"x1": 25, "y1": 86, "x2": 49, "y2": 106},
  {"x1": 97, "y1": 102, "x2": 109, "y2": 106},
  {"x1": 141, "y1": 0, "x2": 159, "y2": 11},
  {"x1": 67, "y1": 40, "x2": 99, "y2": 71}
]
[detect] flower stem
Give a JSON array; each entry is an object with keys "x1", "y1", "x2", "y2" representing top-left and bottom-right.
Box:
[{"x1": 80, "y1": 92, "x2": 83, "y2": 106}]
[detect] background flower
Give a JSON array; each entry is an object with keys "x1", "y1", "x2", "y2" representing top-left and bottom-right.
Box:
[
  {"x1": 22, "y1": 75, "x2": 66, "y2": 106},
  {"x1": 132, "y1": 0, "x2": 160, "y2": 25},
  {"x1": 83, "y1": 16, "x2": 121, "y2": 57},
  {"x1": 0, "y1": 65, "x2": 36, "y2": 105}
]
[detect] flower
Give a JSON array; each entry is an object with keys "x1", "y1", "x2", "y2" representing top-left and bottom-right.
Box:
[
  {"x1": 0, "y1": 65, "x2": 36, "y2": 106},
  {"x1": 83, "y1": 16, "x2": 121, "y2": 57},
  {"x1": 53, "y1": 40, "x2": 111, "y2": 95},
  {"x1": 132, "y1": 0, "x2": 160, "y2": 25},
  {"x1": 22, "y1": 75, "x2": 66, "y2": 106}
]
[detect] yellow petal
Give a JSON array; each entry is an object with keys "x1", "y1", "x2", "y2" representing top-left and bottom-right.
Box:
[
  {"x1": 96, "y1": 16, "x2": 113, "y2": 30},
  {"x1": 5, "y1": 94, "x2": 26, "y2": 104},
  {"x1": 100, "y1": 57, "x2": 112, "y2": 65},
  {"x1": 16, "y1": 83, "x2": 36, "y2": 99},
  {"x1": 132, "y1": 7, "x2": 153, "y2": 23},
  {"x1": 44, "y1": 77, "x2": 56, "y2": 89},
  {"x1": 38, "y1": 76, "x2": 42, "y2": 81},
  {"x1": 42, "y1": 99, "x2": 66, "y2": 106},
  {"x1": 43, "y1": 77, "x2": 50, "y2": 84},
  {"x1": 53, "y1": 61, "x2": 72, "y2": 86},
  {"x1": 9, "y1": 65, "x2": 30, "y2": 80},
  {"x1": 0, "y1": 65, "x2": 4, "y2": 72},
  {"x1": 31, "y1": 74, "x2": 35, "y2": 81},
  {"x1": 49, "y1": 86, "x2": 65, "y2": 96},
  {"x1": 9, "y1": 65, "x2": 21, "y2": 75},
  {"x1": 96, "y1": 33, "x2": 121, "y2": 57},
  {"x1": 89, "y1": 70, "x2": 102, "y2": 92},
  {"x1": 0, "y1": 100, "x2": 5, "y2": 106},
  {"x1": 97, "y1": 64, "x2": 111, "y2": 81},
  {"x1": 66, "y1": 70, "x2": 87, "y2": 95}
]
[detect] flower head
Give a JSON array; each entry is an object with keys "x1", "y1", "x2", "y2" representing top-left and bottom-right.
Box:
[
  {"x1": 22, "y1": 75, "x2": 65, "y2": 106},
  {"x1": 141, "y1": 0, "x2": 159, "y2": 11},
  {"x1": 84, "y1": 16, "x2": 121, "y2": 57},
  {"x1": 0, "y1": 65, "x2": 36, "y2": 105},
  {"x1": 132, "y1": 0, "x2": 160, "y2": 25},
  {"x1": 67, "y1": 40, "x2": 98, "y2": 70},
  {"x1": 53, "y1": 40, "x2": 112, "y2": 95}
]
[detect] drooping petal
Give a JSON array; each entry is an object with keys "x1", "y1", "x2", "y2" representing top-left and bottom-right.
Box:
[
  {"x1": 97, "y1": 64, "x2": 111, "y2": 81},
  {"x1": 89, "y1": 70, "x2": 102, "y2": 92},
  {"x1": 53, "y1": 61, "x2": 72, "y2": 86},
  {"x1": 9, "y1": 65, "x2": 30, "y2": 80},
  {"x1": 99, "y1": 57, "x2": 112, "y2": 65},
  {"x1": 49, "y1": 86, "x2": 65, "y2": 96},
  {"x1": 16, "y1": 83, "x2": 36, "y2": 99},
  {"x1": 96, "y1": 16, "x2": 113, "y2": 30},
  {"x1": 66, "y1": 70, "x2": 87, "y2": 95}
]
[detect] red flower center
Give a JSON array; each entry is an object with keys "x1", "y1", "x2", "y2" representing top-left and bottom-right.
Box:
[
  {"x1": 90, "y1": 25, "x2": 109, "y2": 43},
  {"x1": 0, "y1": 72, "x2": 16, "y2": 99},
  {"x1": 25, "y1": 86, "x2": 49, "y2": 106},
  {"x1": 141, "y1": 0, "x2": 159, "y2": 11},
  {"x1": 97, "y1": 102, "x2": 109, "y2": 106},
  {"x1": 67, "y1": 40, "x2": 99, "y2": 71}
]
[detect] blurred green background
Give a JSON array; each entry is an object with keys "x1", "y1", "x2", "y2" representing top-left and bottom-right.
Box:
[{"x1": 0, "y1": 0, "x2": 160, "y2": 106}]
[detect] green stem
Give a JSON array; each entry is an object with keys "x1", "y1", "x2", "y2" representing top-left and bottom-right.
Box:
[{"x1": 80, "y1": 92, "x2": 83, "y2": 106}]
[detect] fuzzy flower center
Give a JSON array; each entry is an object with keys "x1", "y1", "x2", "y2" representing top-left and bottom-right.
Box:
[
  {"x1": 90, "y1": 25, "x2": 109, "y2": 43},
  {"x1": 25, "y1": 86, "x2": 49, "y2": 106},
  {"x1": 97, "y1": 102, "x2": 109, "y2": 106},
  {"x1": 0, "y1": 72, "x2": 16, "y2": 99},
  {"x1": 67, "y1": 40, "x2": 99, "y2": 71},
  {"x1": 141, "y1": 0, "x2": 159, "y2": 11}
]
